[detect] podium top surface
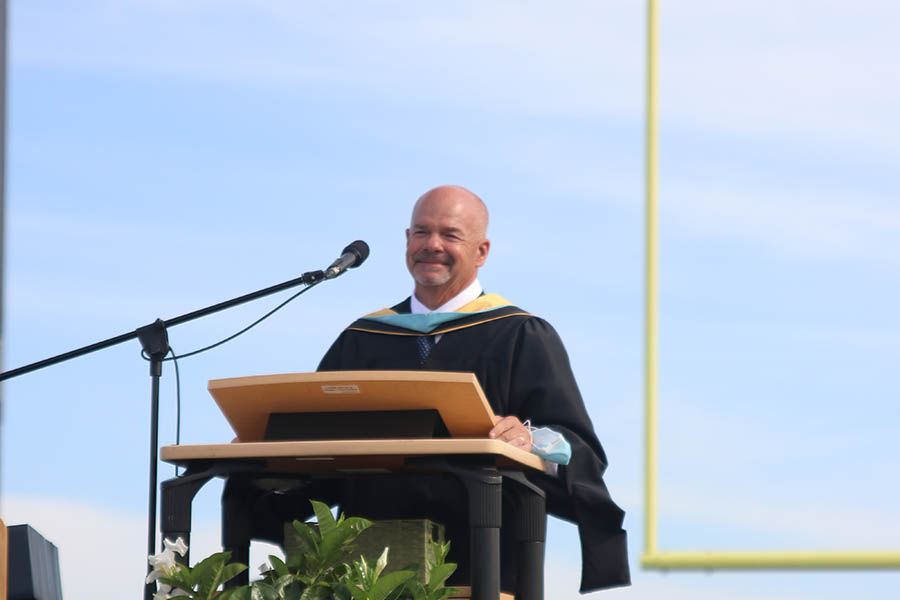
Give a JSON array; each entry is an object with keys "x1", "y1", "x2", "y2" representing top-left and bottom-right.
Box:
[
  {"x1": 209, "y1": 370, "x2": 496, "y2": 442},
  {"x1": 160, "y1": 439, "x2": 547, "y2": 472}
]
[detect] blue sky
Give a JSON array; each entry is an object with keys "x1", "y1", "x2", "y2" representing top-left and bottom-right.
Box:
[{"x1": 2, "y1": 1, "x2": 900, "y2": 598}]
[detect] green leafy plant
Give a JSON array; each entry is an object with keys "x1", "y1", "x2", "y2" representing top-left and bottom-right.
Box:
[
  {"x1": 158, "y1": 552, "x2": 248, "y2": 600},
  {"x1": 331, "y1": 547, "x2": 416, "y2": 600},
  {"x1": 147, "y1": 501, "x2": 458, "y2": 600},
  {"x1": 147, "y1": 538, "x2": 247, "y2": 600},
  {"x1": 397, "y1": 541, "x2": 458, "y2": 600}
]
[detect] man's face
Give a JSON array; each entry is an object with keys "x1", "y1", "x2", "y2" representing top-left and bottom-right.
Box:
[{"x1": 405, "y1": 191, "x2": 489, "y2": 300}]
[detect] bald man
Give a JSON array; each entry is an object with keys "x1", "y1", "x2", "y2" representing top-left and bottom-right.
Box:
[{"x1": 317, "y1": 186, "x2": 630, "y2": 593}]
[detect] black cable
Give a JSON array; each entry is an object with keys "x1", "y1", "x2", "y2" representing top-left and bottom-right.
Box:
[
  {"x1": 169, "y1": 280, "x2": 323, "y2": 360},
  {"x1": 169, "y1": 346, "x2": 182, "y2": 476},
  {"x1": 140, "y1": 279, "x2": 323, "y2": 475},
  {"x1": 141, "y1": 280, "x2": 321, "y2": 363}
]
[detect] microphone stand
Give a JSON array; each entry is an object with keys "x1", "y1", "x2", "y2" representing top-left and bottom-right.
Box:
[{"x1": 0, "y1": 268, "x2": 327, "y2": 600}]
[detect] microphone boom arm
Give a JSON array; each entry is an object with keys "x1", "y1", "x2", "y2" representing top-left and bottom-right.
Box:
[
  {"x1": 0, "y1": 269, "x2": 325, "y2": 382},
  {"x1": 0, "y1": 238, "x2": 372, "y2": 600}
]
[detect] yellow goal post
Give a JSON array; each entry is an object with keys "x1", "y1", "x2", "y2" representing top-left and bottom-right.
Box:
[{"x1": 641, "y1": 0, "x2": 900, "y2": 570}]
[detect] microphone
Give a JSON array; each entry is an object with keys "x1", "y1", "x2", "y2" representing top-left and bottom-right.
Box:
[{"x1": 324, "y1": 240, "x2": 370, "y2": 279}]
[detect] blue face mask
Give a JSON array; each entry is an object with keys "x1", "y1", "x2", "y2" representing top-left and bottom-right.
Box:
[{"x1": 530, "y1": 426, "x2": 572, "y2": 465}]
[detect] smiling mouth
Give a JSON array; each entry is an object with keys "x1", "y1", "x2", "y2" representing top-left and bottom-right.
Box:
[{"x1": 415, "y1": 255, "x2": 449, "y2": 266}]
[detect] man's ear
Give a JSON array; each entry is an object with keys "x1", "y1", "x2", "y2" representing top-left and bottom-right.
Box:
[
  {"x1": 405, "y1": 227, "x2": 410, "y2": 244},
  {"x1": 476, "y1": 239, "x2": 491, "y2": 267}
]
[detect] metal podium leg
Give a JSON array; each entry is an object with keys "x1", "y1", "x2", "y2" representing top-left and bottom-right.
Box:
[
  {"x1": 220, "y1": 471, "x2": 314, "y2": 588},
  {"x1": 408, "y1": 459, "x2": 504, "y2": 600},
  {"x1": 501, "y1": 471, "x2": 547, "y2": 600},
  {"x1": 160, "y1": 468, "x2": 215, "y2": 566},
  {"x1": 161, "y1": 461, "x2": 262, "y2": 571},
  {"x1": 221, "y1": 474, "x2": 258, "y2": 587},
  {"x1": 462, "y1": 466, "x2": 503, "y2": 600}
]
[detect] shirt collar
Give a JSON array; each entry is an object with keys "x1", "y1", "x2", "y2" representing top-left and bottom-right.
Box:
[{"x1": 410, "y1": 279, "x2": 483, "y2": 314}]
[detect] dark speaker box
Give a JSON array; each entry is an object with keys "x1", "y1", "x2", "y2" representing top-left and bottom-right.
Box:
[{"x1": 7, "y1": 525, "x2": 63, "y2": 600}]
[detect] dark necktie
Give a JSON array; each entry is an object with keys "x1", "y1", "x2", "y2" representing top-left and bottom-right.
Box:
[{"x1": 416, "y1": 335, "x2": 435, "y2": 365}]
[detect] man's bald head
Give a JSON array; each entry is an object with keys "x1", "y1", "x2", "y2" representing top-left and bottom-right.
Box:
[
  {"x1": 405, "y1": 185, "x2": 491, "y2": 309},
  {"x1": 412, "y1": 185, "x2": 489, "y2": 240}
]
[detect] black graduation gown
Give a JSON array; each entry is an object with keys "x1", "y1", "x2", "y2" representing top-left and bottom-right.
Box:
[{"x1": 318, "y1": 299, "x2": 630, "y2": 593}]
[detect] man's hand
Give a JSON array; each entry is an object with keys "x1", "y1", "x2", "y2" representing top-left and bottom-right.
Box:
[{"x1": 489, "y1": 415, "x2": 532, "y2": 451}]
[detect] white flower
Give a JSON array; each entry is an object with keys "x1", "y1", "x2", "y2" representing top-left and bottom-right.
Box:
[
  {"x1": 147, "y1": 538, "x2": 189, "y2": 592},
  {"x1": 147, "y1": 550, "x2": 175, "y2": 575},
  {"x1": 146, "y1": 555, "x2": 174, "y2": 585},
  {"x1": 164, "y1": 537, "x2": 188, "y2": 556},
  {"x1": 145, "y1": 567, "x2": 165, "y2": 585},
  {"x1": 152, "y1": 582, "x2": 190, "y2": 600},
  {"x1": 147, "y1": 537, "x2": 188, "y2": 581},
  {"x1": 152, "y1": 582, "x2": 173, "y2": 600},
  {"x1": 375, "y1": 547, "x2": 389, "y2": 578}
]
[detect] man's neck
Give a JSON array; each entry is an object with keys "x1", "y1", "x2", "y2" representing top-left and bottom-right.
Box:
[{"x1": 412, "y1": 279, "x2": 483, "y2": 313}]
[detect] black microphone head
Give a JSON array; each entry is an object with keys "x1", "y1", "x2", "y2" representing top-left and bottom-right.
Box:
[{"x1": 343, "y1": 240, "x2": 370, "y2": 268}]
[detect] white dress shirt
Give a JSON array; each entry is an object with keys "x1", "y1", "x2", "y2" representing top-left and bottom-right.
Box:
[{"x1": 410, "y1": 279, "x2": 483, "y2": 344}]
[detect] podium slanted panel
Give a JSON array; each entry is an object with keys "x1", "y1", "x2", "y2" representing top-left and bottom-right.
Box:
[{"x1": 209, "y1": 371, "x2": 497, "y2": 442}]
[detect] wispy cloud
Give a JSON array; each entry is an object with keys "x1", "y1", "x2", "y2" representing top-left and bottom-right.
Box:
[
  {"x1": 13, "y1": 1, "x2": 641, "y2": 118},
  {"x1": 2, "y1": 496, "x2": 282, "y2": 600},
  {"x1": 15, "y1": 1, "x2": 899, "y2": 152},
  {"x1": 657, "y1": 482, "x2": 900, "y2": 549},
  {"x1": 660, "y1": 1, "x2": 900, "y2": 150},
  {"x1": 7, "y1": 495, "x2": 860, "y2": 600},
  {"x1": 14, "y1": 1, "x2": 899, "y2": 269},
  {"x1": 664, "y1": 179, "x2": 900, "y2": 264}
]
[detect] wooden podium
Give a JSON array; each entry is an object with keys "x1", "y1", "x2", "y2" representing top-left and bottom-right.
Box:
[{"x1": 160, "y1": 371, "x2": 548, "y2": 600}]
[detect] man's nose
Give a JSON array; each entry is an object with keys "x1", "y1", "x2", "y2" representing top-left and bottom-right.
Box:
[{"x1": 423, "y1": 233, "x2": 443, "y2": 252}]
